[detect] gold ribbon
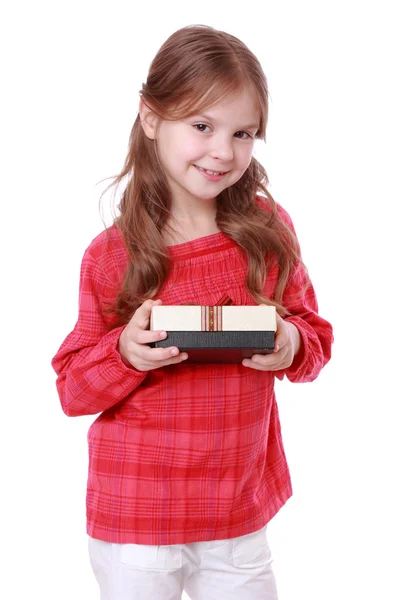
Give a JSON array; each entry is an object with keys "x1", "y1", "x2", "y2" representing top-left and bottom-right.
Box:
[
  {"x1": 201, "y1": 295, "x2": 233, "y2": 331},
  {"x1": 181, "y1": 295, "x2": 233, "y2": 331},
  {"x1": 201, "y1": 305, "x2": 223, "y2": 331}
]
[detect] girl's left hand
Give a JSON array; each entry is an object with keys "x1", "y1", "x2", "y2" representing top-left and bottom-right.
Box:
[{"x1": 242, "y1": 313, "x2": 301, "y2": 371}]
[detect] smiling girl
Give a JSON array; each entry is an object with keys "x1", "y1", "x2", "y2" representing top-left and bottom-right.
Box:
[{"x1": 52, "y1": 24, "x2": 333, "y2": 600}]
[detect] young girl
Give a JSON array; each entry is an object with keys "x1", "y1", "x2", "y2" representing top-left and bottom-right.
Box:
[{"x1": 52, "y1": 24, "x2": 333, "y2": 600}]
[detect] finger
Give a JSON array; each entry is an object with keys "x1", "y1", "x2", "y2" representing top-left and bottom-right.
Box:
[
  {"x1": 274, "y1": 314, "x2": 289, "y2": 353},
  {"x1": 153, "y1": 352, "x2": 189, "y2": 368},
  {"x1": 131, "y1": 327, "x2": 168, "y2": 346},
  {"x1": 133, "y1": 341, "x2": 184, "y2": 364},
  {"x1": 274, "y1": 330, "x2": 288, "y2": 351},
  {"x1": 131, "y1": 299, "x2": 162, "y2": 329},
  {"x1": 242, "y1": 351, "x2": 287, "y2": 371},
  {"x1": 137, "y1": 352, "x2": 189, "y2": 371},
  {"x1": 242, "y1": 359, "x2": 283, "y2": 371}
]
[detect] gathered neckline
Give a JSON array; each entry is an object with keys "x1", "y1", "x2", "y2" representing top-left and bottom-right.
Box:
[{"x1": 167, "y1": 231, "x2": 237, "y2": 260}]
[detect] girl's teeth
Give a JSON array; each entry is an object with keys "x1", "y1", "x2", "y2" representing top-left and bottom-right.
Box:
[{"x1": 198, "y1": 166, "x2": 223, "y2": 175}]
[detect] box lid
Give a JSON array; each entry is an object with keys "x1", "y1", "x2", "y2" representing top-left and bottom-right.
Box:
[{"x1": 151, "y1": 305, "x2": 276, "y2": 332}]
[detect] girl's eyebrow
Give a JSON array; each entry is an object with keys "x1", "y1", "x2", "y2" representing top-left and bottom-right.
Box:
[{"x1": 194, "y1": 113, "x2": 259, "y2": 130}]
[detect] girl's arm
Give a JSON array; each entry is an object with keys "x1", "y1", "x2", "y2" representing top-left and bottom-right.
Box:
[
  {"x1": 274, "y1": 205, "x2": 333, "y2": 382},
  {"x1": 243, "y1": 261, "x2": 332, "y2": 382},
  {"x1": 275, "y1": 258, "x2": 333, "y2": 383},
  {"x1": 51, "y1": 249, "x2": 148, "y2": 417}
]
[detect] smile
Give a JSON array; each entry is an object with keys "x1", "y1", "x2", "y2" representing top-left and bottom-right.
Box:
[{"x1": 194, "y1": 165, "x2": 228, "y2": 176}]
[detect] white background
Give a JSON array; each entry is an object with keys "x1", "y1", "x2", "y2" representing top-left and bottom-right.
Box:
[{"x1": 2, "y1": 1, "x2": 399, "y2": 599}]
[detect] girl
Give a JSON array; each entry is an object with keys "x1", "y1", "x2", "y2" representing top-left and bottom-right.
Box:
[{"x1": 52, "y1": 24, "x2": 333, "y2": 600}]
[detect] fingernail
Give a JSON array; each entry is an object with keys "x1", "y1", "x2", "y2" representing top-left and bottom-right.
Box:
[
  {"x1": 181, "y1": 353, "x2": 188, "y2": 361},
  {"x1": 171, "y1": 348, "x2": 179, "y2": 356},
  {"x1": 160, "y1": 331, "x2": 167, "y2": 338}
]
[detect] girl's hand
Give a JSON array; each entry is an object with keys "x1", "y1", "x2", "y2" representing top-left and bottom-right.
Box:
[
  {"x1": 242, "y1": 313, "x2": 301, "y2": 372},
  {"x1": 118, "y1": 299, "x2": 188, "y2": 371}
]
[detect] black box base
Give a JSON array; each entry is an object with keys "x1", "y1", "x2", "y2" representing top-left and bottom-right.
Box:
[{"x1": 151, "y1": 331, "x2": 275, "y2": 363}]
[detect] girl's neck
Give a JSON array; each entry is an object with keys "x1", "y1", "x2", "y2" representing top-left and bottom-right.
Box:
[{"x1": 163, "y1": 208, "x2": 220, "y2": 246}]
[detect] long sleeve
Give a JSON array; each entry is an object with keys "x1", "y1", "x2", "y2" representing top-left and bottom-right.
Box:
[
  {"x1": 51, "y1": 244, "x2": 147, "y2": 417},
  {"x1": 274, "y1": 206, "x2": 333, "y2": 383}
]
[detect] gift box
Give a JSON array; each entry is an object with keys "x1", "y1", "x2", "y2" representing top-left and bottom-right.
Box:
[{"x1": 150, "y1": 305, "x2": 276, "y2": 363}]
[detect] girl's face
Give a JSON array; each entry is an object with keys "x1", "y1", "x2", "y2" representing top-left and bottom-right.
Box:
[{"x1": 143, "y1": 88, "x2": 260, "y2": 211}]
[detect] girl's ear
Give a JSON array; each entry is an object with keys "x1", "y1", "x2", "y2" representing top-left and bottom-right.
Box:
[{"x1": 139, "y1": 98, "x2": 158, "y2": 140}]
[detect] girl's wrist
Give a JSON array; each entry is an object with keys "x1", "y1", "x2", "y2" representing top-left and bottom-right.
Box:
[{"x1": 118, "y1": 331, "x2": 133, "y2": 367}]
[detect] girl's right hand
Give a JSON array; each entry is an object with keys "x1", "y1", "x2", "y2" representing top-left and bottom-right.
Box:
[{"x1": 118, "y1": 299, "x2": 188, "y2": 371}]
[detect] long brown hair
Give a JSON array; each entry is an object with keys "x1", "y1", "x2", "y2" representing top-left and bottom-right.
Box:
[{"x1": 104, "y1": 25, "x2": 301, "y2": 326}]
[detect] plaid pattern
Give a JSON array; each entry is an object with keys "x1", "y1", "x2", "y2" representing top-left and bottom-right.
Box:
[{"x1": 52, "y1": 204, "x2": 333, "y2": 545}]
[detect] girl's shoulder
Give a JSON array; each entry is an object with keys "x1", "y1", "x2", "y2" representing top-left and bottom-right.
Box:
[
  {"x1": 84, "y1": 224, "x2": 125, "y2": 257},
  {"x1": 83, "y1": 224, "x2": 126, "y2": 259},
  {"x1": 82, "y1": 225, "x2": 129, "y2": 282}
]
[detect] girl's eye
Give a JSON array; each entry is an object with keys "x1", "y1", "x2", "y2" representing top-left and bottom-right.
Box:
[
  {"x1": 194, "y1": 123, "x2": 211, "y2": 133},
  {"x1": 235, "y1": 131, "x2": 252, "y2": 139}
]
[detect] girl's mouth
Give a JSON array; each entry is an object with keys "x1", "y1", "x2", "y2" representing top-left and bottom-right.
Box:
[{"x1": 194, "y1": 165, "x2": 228, "y2": 181}]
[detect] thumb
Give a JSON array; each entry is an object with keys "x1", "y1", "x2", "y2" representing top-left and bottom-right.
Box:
[
  {"x1": 131, "y1": 299, "x2": 162, "y2": 329},
  {"x1": 273, "y1": 312, "x2": 285, "y2": 352}
]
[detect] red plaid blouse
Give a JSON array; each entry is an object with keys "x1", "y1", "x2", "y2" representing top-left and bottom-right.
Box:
[{"x1": 52, "y1": 203, "x2": 333, "y2": 545}]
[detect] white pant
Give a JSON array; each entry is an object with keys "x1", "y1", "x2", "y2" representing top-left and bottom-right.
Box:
[{"x1": 88, "y1": 525, "x2": 278, "y2": 599}]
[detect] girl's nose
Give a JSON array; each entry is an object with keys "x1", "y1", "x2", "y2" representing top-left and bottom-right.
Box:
[{"x1": 209, "y1": 136, "x2": 234, "y2": 162}]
